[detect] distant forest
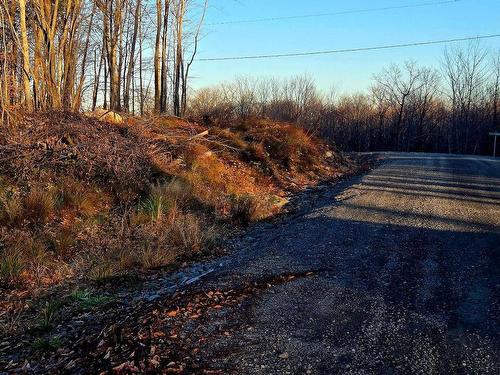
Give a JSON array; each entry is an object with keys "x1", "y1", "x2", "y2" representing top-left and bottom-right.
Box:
[
  {"x1": 0, "y1": 1, "x2": 498, "y2": 155},
  {"x1": 190, "y1": 44, "x2": 500, "y2": 156}
]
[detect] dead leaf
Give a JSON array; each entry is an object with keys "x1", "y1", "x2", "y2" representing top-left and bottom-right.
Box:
[{"x1": 167, "y1": 309, "x2": 179, "y2": 317}]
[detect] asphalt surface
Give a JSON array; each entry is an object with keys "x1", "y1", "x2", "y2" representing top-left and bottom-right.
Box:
[{"x1": 206, "y1": 153, "x2": 500, "y2": 374}]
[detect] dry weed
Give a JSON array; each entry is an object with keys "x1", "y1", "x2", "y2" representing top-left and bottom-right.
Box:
[
  {"x1": 23, "y1": 188, "x2": 56, "y2": 223},
  {"x1": 0, "y1": 188, "x2": 22, "y2": 226}
]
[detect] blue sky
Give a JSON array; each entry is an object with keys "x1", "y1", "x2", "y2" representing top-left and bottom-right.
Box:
[{"x1": 189, "y1": 0, "x2": 500, "y2": 94}]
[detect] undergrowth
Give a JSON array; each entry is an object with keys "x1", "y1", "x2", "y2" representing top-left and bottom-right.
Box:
[{"x1": 0, "y1": 110, "x2": 345, "y2": 309}]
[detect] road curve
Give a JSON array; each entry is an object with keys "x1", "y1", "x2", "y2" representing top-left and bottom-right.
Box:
[{"x1": 208, "y1": 153, "x2": 500, "y2": 374}]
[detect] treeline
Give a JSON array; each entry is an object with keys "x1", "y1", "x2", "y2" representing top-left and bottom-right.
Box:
[
  {"x1": 1, "y1": 2, "x2": 498, "y2": 155},
  {"x1": 189, "y1": 44, "x2": 500, "y2": 155},
  {"x1": 0, "y1": 0, "x2": 207, "y2": 117}
]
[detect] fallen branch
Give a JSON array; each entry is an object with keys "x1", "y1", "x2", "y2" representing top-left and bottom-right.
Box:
[{"x1": 188, "y1": 130, "x2": 209, "y2": 141}]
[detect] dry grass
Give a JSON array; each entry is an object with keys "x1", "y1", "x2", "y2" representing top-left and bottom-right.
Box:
[
  {"x1": 82, "y1": 210, "x2": 212, "y2": 283},
  {"x1": 55, "y1": 177, "x2": 107, "y2": 216},
  {"x1": 0, "y1": 188, "x2": 22, "y2": 226},
  {"x1": 0, "y1": 250, "x2": 24, "y2": 286},
  {"x1": 49, "y1": 227, "x2": 78, "y2": 258},
  {"x1": 23, "y1": 188, "x2": 56, "y2": 223},
  {"x1": 230, "y1": 194, "x2": 273, "y2": 225},
  {"x1": 0, "y1": 110, "x2": 345, "y2": 302},
  {"x1": 0, "y1": 230, "x2": 58, "y2": 288}
]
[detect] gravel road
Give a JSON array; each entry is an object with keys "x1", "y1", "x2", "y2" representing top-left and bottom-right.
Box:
[
  {"x1": 3, "y1": 153, "x2": 498, "y2": 374},
  {"x1": 204, "y1": 152, "x2": 500, "y2": 374}
]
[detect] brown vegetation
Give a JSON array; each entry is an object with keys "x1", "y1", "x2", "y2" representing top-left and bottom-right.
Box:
[{"x1": 0, "y1": 111, "x2": 346, "y2": 301}]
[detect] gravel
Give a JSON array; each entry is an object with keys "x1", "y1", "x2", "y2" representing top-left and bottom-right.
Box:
[{"x1": 202, "y1": 152, "x2": 500, "y2": 374}]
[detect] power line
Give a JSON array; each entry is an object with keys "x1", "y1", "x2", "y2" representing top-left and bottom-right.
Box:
[
  {"x1": 196, "y1": 34, "x2": 500, "y2": 62},
  {"x1": 207, "y1": 0, "x2": 462, "y2": 26}
]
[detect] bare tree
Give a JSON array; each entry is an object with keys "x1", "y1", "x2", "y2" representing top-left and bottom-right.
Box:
[
  {"x1": 490, "y1": 52, "x2": 500, "y2": 131},
  {"x1": 154, "y1": 0, "x2": 162, "y2": 112},
  {"x1": 124, "y1": 0, "x2": 141, "y2": 112},
  {"x1": 74, "y1": 1, "x2": 97, "y2": 110},
  {"x1": 19, "y1": 0, "x2": 32, "y2": 110},
  {"x1": 98, "y1": 0, "x2": 124, "y2": 111},
  {"x1": 407, "y1": 67, "x2": 440, "y2": 151},
  {"x1": 373, "y1": 62, "x2": 424, "y2": 150},
  {"x1": 442, "y1": 43, "x2": 489, "y2": 153},
  {"x1": 181, "y1": 0, "x2": 208, "y2": 115},
  {"x1": 172, "y1": 0, "x2": 186, "y2": 117}
]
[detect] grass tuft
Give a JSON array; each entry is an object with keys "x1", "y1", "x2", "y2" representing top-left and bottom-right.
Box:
[
  {"x1": 139, "y1": 179, "x2": 193, "y2": 224},
  {"x1": 41, "y1": 299, "x2": 64, "y2": 328},
  {"x1": 50, "y1": 228, "x2": 77, "y2": 258},
  {"x1": 0, "y1": 250, "x2": 24, "y2": 286},
  {"x1": 230, "y1": 194, "x2": 272, "y2": 225},
  {"x1": 23, "y1": 188, "x2": 56, "y2": 223},
  {"x1": 70, "y1": 289, "x2": 113, "y2": 309},
  {"x1": 0, "y1": 188, "x2": 22, "y2": 225},
  {"x1": 171, "y1": 213, "x2": 206, "y2": 252}
]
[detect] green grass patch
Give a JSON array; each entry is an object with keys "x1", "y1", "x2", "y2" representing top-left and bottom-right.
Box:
[{"x1": 69, "y1": 289, "x2": 113, "y2": 309}]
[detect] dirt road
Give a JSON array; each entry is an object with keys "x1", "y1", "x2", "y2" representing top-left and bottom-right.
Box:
[{"x1": 203, "y1": 152, "x2": 500, "y2": 373}]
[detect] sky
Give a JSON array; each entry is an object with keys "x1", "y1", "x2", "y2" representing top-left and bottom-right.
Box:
[{"x1": 188, "y1": 0, "x2": 500, "y2": 94}]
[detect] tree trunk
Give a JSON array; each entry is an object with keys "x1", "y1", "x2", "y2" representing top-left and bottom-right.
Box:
[
  {"x1": 173, "y1": 0, "x2": 185, "y2": 117},
  {"x1": 102, "y1": 0, "x2": 123, "y2": 112},
  {"x1": 159, "y1": 0, "x2": 170, "y2": 113},
  {"x1": 74, "y1": 1, "x2": 96, "y2": 110},
  {"x1": 19, "y1": 0, "x2": 32, "y2": 111},
  {"x1": 154, "y1": 0, "x2": 162, "y2": 113},
  {"x1": 124, "y1": 0, "x2": 141, "y2": 112},
  {"x1": 139, "y1": 19, "x2": 144, "y2": 115}
]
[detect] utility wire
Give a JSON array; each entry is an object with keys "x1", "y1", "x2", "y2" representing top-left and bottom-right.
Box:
[
  {"x1": 208, "y1": 0, "x2": 462, "y2": 26},
  {"x1": 196, "y1": 34, "x2": 500, "y2": 62}
]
